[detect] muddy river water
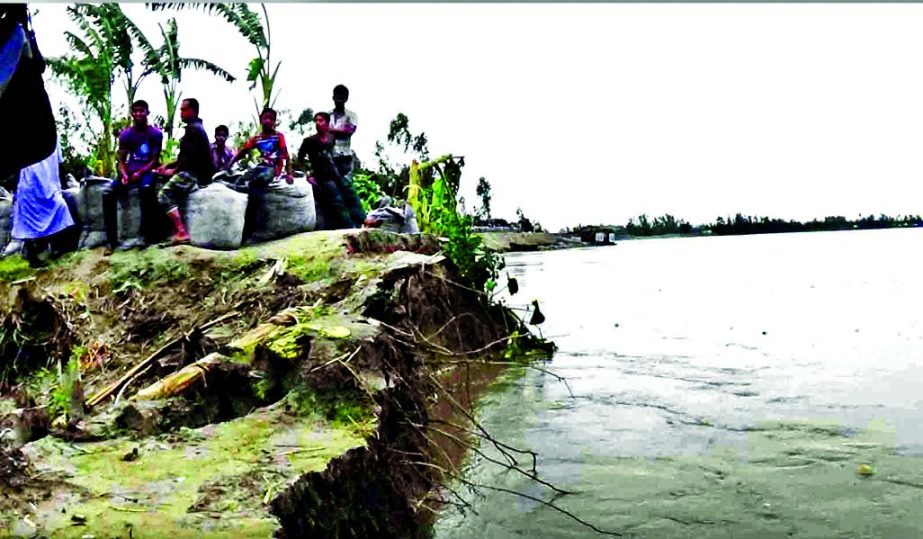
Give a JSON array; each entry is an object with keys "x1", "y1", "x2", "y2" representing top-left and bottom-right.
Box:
[{"x1": 434, "y1": 228, "x2": 923, "y2": 539}]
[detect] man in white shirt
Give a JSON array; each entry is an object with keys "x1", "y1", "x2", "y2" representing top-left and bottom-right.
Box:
[
  {"x1": 329, "y1": 84, "x2": 357, "y2": 180},
  {"x1": 328, "y1": 84, "x2": 365, "y2": 226}
]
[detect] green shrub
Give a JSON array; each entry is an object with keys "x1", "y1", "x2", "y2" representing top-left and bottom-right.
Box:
[
  {"x1": 106, "y1": 249, "x2": 190, "y2": 293},
  {"x1": 351, "y1": 171, "x2": 384, "y2": 213},
  {"x1": 0, "y1": 256, "x2": 34, "y2": 283}
]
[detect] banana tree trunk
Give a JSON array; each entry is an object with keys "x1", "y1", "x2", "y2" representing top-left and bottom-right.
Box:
[
  {"x1": 164, "y1": 94, "x2": 177, "y2": 141},
  {"x1": 408, "y1": 154, "x2": 455, "y2": 233},
  {"x1": 95, "y1": 102, "x2": 117, "y2": 177}
]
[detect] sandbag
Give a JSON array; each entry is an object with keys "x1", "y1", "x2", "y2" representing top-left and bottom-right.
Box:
[
  {"x1": 186, "y1": 183, "x2": 248, "y2": 250},
  {"x1": 78, "y1": 176, "x2": 109, "y2": 249},
  {"x1": 63, "y1": 185, "x2": 84, "y2": 227},
  {"x1": 401, "y1": 206, "x2": 419, "y2": 234},
  {"x1": 364, "y1": 197, "x2": 419, "y2": 234},
  {"x1": 117, "y1": 187, "x2": 143, "y2": 245},
  {"x1": 0, "y1": 187, "x2": 12, "y2": 253},
  {"x1": 245, "y1": 177, "x2": 316, "y2": 243}
]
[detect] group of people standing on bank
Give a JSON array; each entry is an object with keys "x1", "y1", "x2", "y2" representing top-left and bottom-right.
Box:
[
  {"x1": 2, "y1": 8, "x2": 370, "y2": 264},
  {"x1": 105, "y1": 84, "x2": 367, "y2": 249}
]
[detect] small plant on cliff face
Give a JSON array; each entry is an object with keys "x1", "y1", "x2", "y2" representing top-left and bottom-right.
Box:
[
  {"x1": 284, "y1": 387, "x2": 373, "y2": 433},
  {"x1": 25, "y1": 368, "x2": 57, "y2": 407},
  {"x1": 503, "y1": 330, "x2": 522, "y2": 360},
  {"x1": 24, "y1": 357, "x2": 80, "y2": 418}
]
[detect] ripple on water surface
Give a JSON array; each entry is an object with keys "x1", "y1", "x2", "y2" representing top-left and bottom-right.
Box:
[{"x1": 435, "y1": 229, "x2": 923, "y2": 538}]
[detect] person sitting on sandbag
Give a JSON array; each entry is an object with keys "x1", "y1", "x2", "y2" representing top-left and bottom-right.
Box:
[
  {"x1": 155, "y1": 98, "x2": 215, "y2": 245},
  {"x1": 210, "y1": 124, "x2": 234, "y2": 170},
  {"x1": 0, "y1": 5, "x2": 57, "y2": 180},
  {"x1": 103, "y1": 99, "x2": 162, "y2": 253},
  {"x1": 224, "y1": 107, "x2": 293, "y2": 189}
]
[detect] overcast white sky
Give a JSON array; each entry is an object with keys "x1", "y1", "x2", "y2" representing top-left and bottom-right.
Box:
[{"x1": 32, "y1": 4, "x2": 923, "y2": 231}]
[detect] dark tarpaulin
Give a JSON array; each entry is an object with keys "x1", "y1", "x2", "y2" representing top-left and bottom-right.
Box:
[{"x1": 0, "y1": 4, "x2": 56, "y2": 184}]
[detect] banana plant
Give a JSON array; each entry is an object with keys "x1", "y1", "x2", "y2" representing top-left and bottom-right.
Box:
[
  {"x1": 150, "y1": 3, "x2": 279, "y2": 111},
  {"x1": 138, "y1": 17, "x2": 235, "y2": 140},
  {"x1": 408, "y1": 154, "x2": 456, "y2": 233},
  {"x1": 48, "y1": 4, "x2": 135, "y2": 176}
]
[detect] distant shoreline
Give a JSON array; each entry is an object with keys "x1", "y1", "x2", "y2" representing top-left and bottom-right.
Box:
[{"x1": 479, "y1": 224, "x2": 923, "y2": 253}]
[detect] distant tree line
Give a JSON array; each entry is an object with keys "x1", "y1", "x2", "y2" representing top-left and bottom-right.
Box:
[
  {"x1": 625, "y1": 214, "x2": 692, "y2": 236},
  {"x1": 563, "y1": 212, "x2": 923, "y2": 239},
  {"x1": 706, "y1": 213, "x2": 922, "y2": 236}
]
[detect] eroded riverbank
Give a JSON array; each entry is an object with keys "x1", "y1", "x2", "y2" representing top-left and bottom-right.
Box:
[{"x1": 0, "y1": 229, "x2": 540, "y2": 537}]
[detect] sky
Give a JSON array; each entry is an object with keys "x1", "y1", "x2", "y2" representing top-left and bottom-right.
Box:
[{"x1": 31, "y1": 3, "x2": 923, "y2": 232}]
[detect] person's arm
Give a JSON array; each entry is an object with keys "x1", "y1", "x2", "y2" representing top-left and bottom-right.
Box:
[
  {"x1": 297, "y1": 138, "x2": 318, "y2": 185},
  {"x1": 329, "y1": 111, "x2": 357, "y2": 137},
  {"x1": 296, "y1": 137, "x2": 310, "y2": 164},
  {"x1": 154, "y1": 161, "x2": 176, "y2": 177},
  {"x1": 328, "y1": 124, "x2": 356, "y2": 137},
  {"x1": 157, "y1": 125, "x2": 192, "y2": 176},
  {"x1": 57, "y1": 162, "x2": 69, "y2": 190},
  {"x1": 153, "y1": 135, "x2": 176, "y2": 176},
  {"x1": 116, "y1": 132, "x2": 130, "y2": 184},
  {"x1": 279, "y1": 134, "x2": 293, "y2": 182},
  {"x1": 226, "y1": 137, "x2": 253, "y2": 170}
]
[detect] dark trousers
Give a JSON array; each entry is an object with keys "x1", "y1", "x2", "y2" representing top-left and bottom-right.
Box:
[
  {"x1": 102, "y1": 172, "x2": 158, "y2": 247},
  {"x1": 56, "y1": 189, "x2": 82, "y2": 253},
  {"x1": 332, "y1": 156, "x2": 366, "y2": 227},
  {"x1": 313, "y1": 177, "x2": 352, "y2": 230},
  {"x1": 235, "y1": 167, "x2": 276, "y2": 241}
]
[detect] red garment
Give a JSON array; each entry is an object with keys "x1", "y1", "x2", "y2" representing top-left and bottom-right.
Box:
[{"x1": 242, "y1": 132, "x2": 289, "y2": 176}]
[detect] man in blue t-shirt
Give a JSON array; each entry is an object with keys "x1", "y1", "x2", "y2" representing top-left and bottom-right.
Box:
[{"x1": 103, "y1": 99, "x2": 163, "y2": 252}]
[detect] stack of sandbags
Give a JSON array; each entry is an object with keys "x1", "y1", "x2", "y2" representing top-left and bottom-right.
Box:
[
  {"x1": 245, "y1": 177, "x2": 316, "y2": 243},
  {"x1": 78, "y1": 176, "x2": 109, "y2": 249},
  {"x1": 186, "y1": 183, "x2": 248, "y2": 250}
]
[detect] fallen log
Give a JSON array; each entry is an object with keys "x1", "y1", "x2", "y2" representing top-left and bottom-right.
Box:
[
  {"x1": 134, "y1": 353, "x2": 225, "y2": 401},
  {"x1": 86, "y1": 311, "x2": 240, "y2": 407}
]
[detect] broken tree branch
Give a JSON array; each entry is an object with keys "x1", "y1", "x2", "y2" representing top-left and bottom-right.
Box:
[{"x1": 87, "y1": 311, "x2": 240, "y2": 407}]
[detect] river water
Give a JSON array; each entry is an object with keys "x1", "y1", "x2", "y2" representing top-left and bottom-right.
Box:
[{"x1": 434, "y1": 228, "x2": 923, "y2": 539}]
